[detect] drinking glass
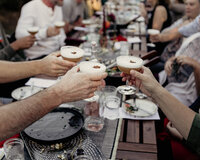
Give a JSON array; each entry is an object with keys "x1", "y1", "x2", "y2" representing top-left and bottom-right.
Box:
[
  {"x1": 27, "y1": 26, "x2": 39, "y2": 46},
  {"x1": 116, "y1": 55, "x2": 144, "y2": 101},
  {"x1": 3, "y1": 138, "x2": 25, "y2": 160},
  {"x1": 84, "y1": 94, "x2": 104, "y2": 132},
  {"x1": 103, "y1": 95, "x2": 120, "y2": 120}
]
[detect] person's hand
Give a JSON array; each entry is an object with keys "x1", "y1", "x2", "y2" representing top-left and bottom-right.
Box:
[
  {"x1": 47, "y1": 26, "x2": 60, "y2": 37},
  {"x1": 164, "y1": 56, "x2": 176, "y2": 76},
  {"x1": 39, "y1": 52, "x2": 76, "y2": 77},
  {"x1": 167, "y1": 121, "x2": 183, "y2": 140},
  {"x1": 121, "y1": 66, "x2": 161, "y2": 97},
  {"x1": 11, "y1": 35, "x2": 36, "y2": 51},
  {"x1": 53, "y1": 66, "x2": 108, "y2": 103},
  {"x1": 176, "y1": 56, "x2": 196, "y2": 67},
  {"x1": 150, "y1": 34, "x2": 161, "y2": 43}
]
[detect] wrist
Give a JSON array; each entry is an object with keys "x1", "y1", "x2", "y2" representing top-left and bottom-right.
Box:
[
  {"x1": 10, "y1": 41, "x2": 20, "y2": 51},
  {"x1": 34, "y1": 60, "x2": 45, "y2": 75},
  {"x1": 151, "y1": 83, "x2": 164, "y2": 100}
]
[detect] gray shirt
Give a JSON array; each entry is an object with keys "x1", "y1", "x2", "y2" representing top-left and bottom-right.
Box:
[
  {"x1": 62, "y1": 0, "x2": 88, "y2": 24},
  {"x1": 178, "y1": 14, "x2": 200, "y2": 37}
]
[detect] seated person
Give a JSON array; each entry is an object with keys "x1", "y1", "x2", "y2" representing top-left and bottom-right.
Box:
[
  {"x1": 15, "y1": 0, "x2": 66, "y2": 60},
  {"x1": 121, "y1": 67, "x2": 200, "y2": 157},
  {"x1": 0, "y1": 65, "x2": 107, "y2": 141},
  {"x1": 150, "y1": 13, "x2": 200, "y2": 43},
  {"x1": 140, "y1": 0, "x2": 172, "y2": 54},
  {"x1": 62, "y1": 0, "x2": 88, "y2": 33},
  {"x1": 150, "y1": 0, "x2": 200, "y2": 73},
  {"x1": 159, "y1": 32, "x2": 200, "y2": 106},
  {"x1": 0, "y1": 22, "x2": 35, "y2": 61}
]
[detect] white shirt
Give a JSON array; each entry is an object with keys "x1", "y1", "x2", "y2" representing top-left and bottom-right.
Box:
[{"x1": 16, "y1": 0, "x2": 66, "y2": 59}]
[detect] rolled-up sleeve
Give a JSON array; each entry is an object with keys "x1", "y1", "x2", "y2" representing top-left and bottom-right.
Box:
[{"x1": 186, "y1": 114, "x2": 200, "y2": 155}]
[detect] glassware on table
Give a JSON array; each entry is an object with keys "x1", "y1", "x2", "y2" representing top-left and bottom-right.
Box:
[
  {"x1": 116, "y1": 56, "x2": 144, "y2": 96},
  {"x1": 103, "y1": 95, "x2": 120, "y2": 120},
  {"x1": 84, "y1": 94, "x2": 104, "y2": 132},
  {"x1": 27, "y1": 26, "x2": 39, "y2": 46},
  {"x1": 3, "y1": 138, "x2": 25, "y2": 160},
  {"x1": 80, "y1": 61, "x2": 106, "y2": 132}
]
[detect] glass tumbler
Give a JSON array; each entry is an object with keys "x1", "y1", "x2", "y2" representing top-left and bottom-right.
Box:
[
  {"x1": 3, "y1": 138, "x2": 24, "y2": 160},
  {"x1": 84, "y1": 94, "x2": 104, "y2": 132}
]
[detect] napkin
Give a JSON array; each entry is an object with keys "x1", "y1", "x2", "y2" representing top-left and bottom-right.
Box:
[{"x1": 25, "y1": 77, "x2": 57, "y2": 88}]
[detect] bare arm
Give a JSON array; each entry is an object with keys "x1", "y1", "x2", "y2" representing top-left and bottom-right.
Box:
[
  {"x1": 150, "y1": 27, "x2": 182, "y2": 43},
  {"x1": 0, "y1": 66, "x2": 107, "y2": 140},
  {"x1": 152, "y1": 6, "x2": 168, "y2": 30},
  {"x1": 122, "y1": 66, "x2": 195, "y2": 139},
  {"x1": 0, "y1": 52, "x2": 75, "y2": 83}
]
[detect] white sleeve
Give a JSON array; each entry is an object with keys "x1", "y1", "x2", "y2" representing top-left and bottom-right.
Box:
[{"x1": 15, "y1": 3, "x2": 48, "y2": 40}]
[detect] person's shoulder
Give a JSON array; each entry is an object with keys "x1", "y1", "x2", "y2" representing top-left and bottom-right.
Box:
[{"x1": 155, "y1": 5, "x2": 167, "y2": 12}]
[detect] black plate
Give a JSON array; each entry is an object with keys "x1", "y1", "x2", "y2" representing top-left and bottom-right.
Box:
[{"x1": 23, "y1": 108, "x2": 84, "y2": 144}]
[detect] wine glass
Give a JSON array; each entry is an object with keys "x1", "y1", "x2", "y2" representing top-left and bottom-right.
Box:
[
  {"x1": 116, "y1": 55, "x2": 144, "y2": 105},
  {"x1": 54, "y1": 21, "x2": 65, "y2": 46},
  {"x1": 27, "y1": 26, "x2": 39, "y2": 46}
]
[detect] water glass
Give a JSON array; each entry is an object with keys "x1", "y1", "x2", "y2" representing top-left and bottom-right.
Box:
[
  {"x1": 84, "y1": 94, "x2": 104, "y2": 132},
  {"x1": 103, "y1": 95, "x2": 120, "y2": 120},
  {"x1": 3, "y1": 138, "x2": 24, "y2": 160}
]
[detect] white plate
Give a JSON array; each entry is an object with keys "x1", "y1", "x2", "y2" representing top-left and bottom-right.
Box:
[
  {"x1": 82, "y1": 19, "x2": 93, "y2": 25},
  {"x1": 123, "y1": 99, "x2": 157, "y2": 117},
  {"x1": 11, "y1": 86, "x2": 43, "y2": 100}
]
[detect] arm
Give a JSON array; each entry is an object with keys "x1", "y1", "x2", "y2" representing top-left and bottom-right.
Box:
[
  {"x1": 152, "y1": 6, "x2": 168, "y2": 31},
  {"x1": 0, "y1": 67, "x2": 107, "y2": 140},
  {"x1": 0, "y1": 52, "x2": 76, "y2": 83},
  {"x1": 122, "y1": 66, "x2": 195, "y2": 139},
  {"x1": 150, "y1": 25, "x2": 182, "y2": 43}
]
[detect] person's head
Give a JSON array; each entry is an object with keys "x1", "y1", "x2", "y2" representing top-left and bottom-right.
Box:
[
  {"x1": 49, "y1": 0, "x2": 63, "y2": 6},
  {"x1": 185, "y1": 0, "x2": 200, "y2": 19},
  {"x1": 75, "y1": 0, "x2": 83, "y2": 4}
]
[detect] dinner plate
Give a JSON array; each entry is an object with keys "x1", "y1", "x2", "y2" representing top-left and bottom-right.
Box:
[
  {"x1": 23, "y1": 108, "x2": 84, "y2": 144},
  {"x1": 11, "y1": 86, "x2": 43, "y2": 100},
  {"x1": 123, "y1": 99, "x2": 157, "y2": 117}
]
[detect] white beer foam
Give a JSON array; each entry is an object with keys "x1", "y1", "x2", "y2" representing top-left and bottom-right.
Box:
[
  {"x1": 54, "y1": 21, "x2": 65, "y2": 27},
  {"x1": 61, "y1": 46, "x2": 84, "y2": 59},
  {"x1": 116, "y1": 56, "x2": 143, "y2": 68},
  {"x1": 79, "y1": 61, "x2": 106, "y2": 73}
]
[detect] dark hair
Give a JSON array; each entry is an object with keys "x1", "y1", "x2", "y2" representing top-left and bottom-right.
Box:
[{"x1": 158, "y1": 0, "x2": 170, "y2": 7}]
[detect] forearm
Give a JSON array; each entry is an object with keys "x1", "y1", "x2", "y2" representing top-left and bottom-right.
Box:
[
  {"x1": 0, "y1": 60, "x2": 43, "y2": 83},
  {"x1": 160, "y1": 29, "x2": 181, "y2": 42},
  {"x1": 152, "y1": 86, "x2": 195, "y2": 139},
  {"x1": 0, "y1": 87, "x2": 61, "y2": 141}
]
